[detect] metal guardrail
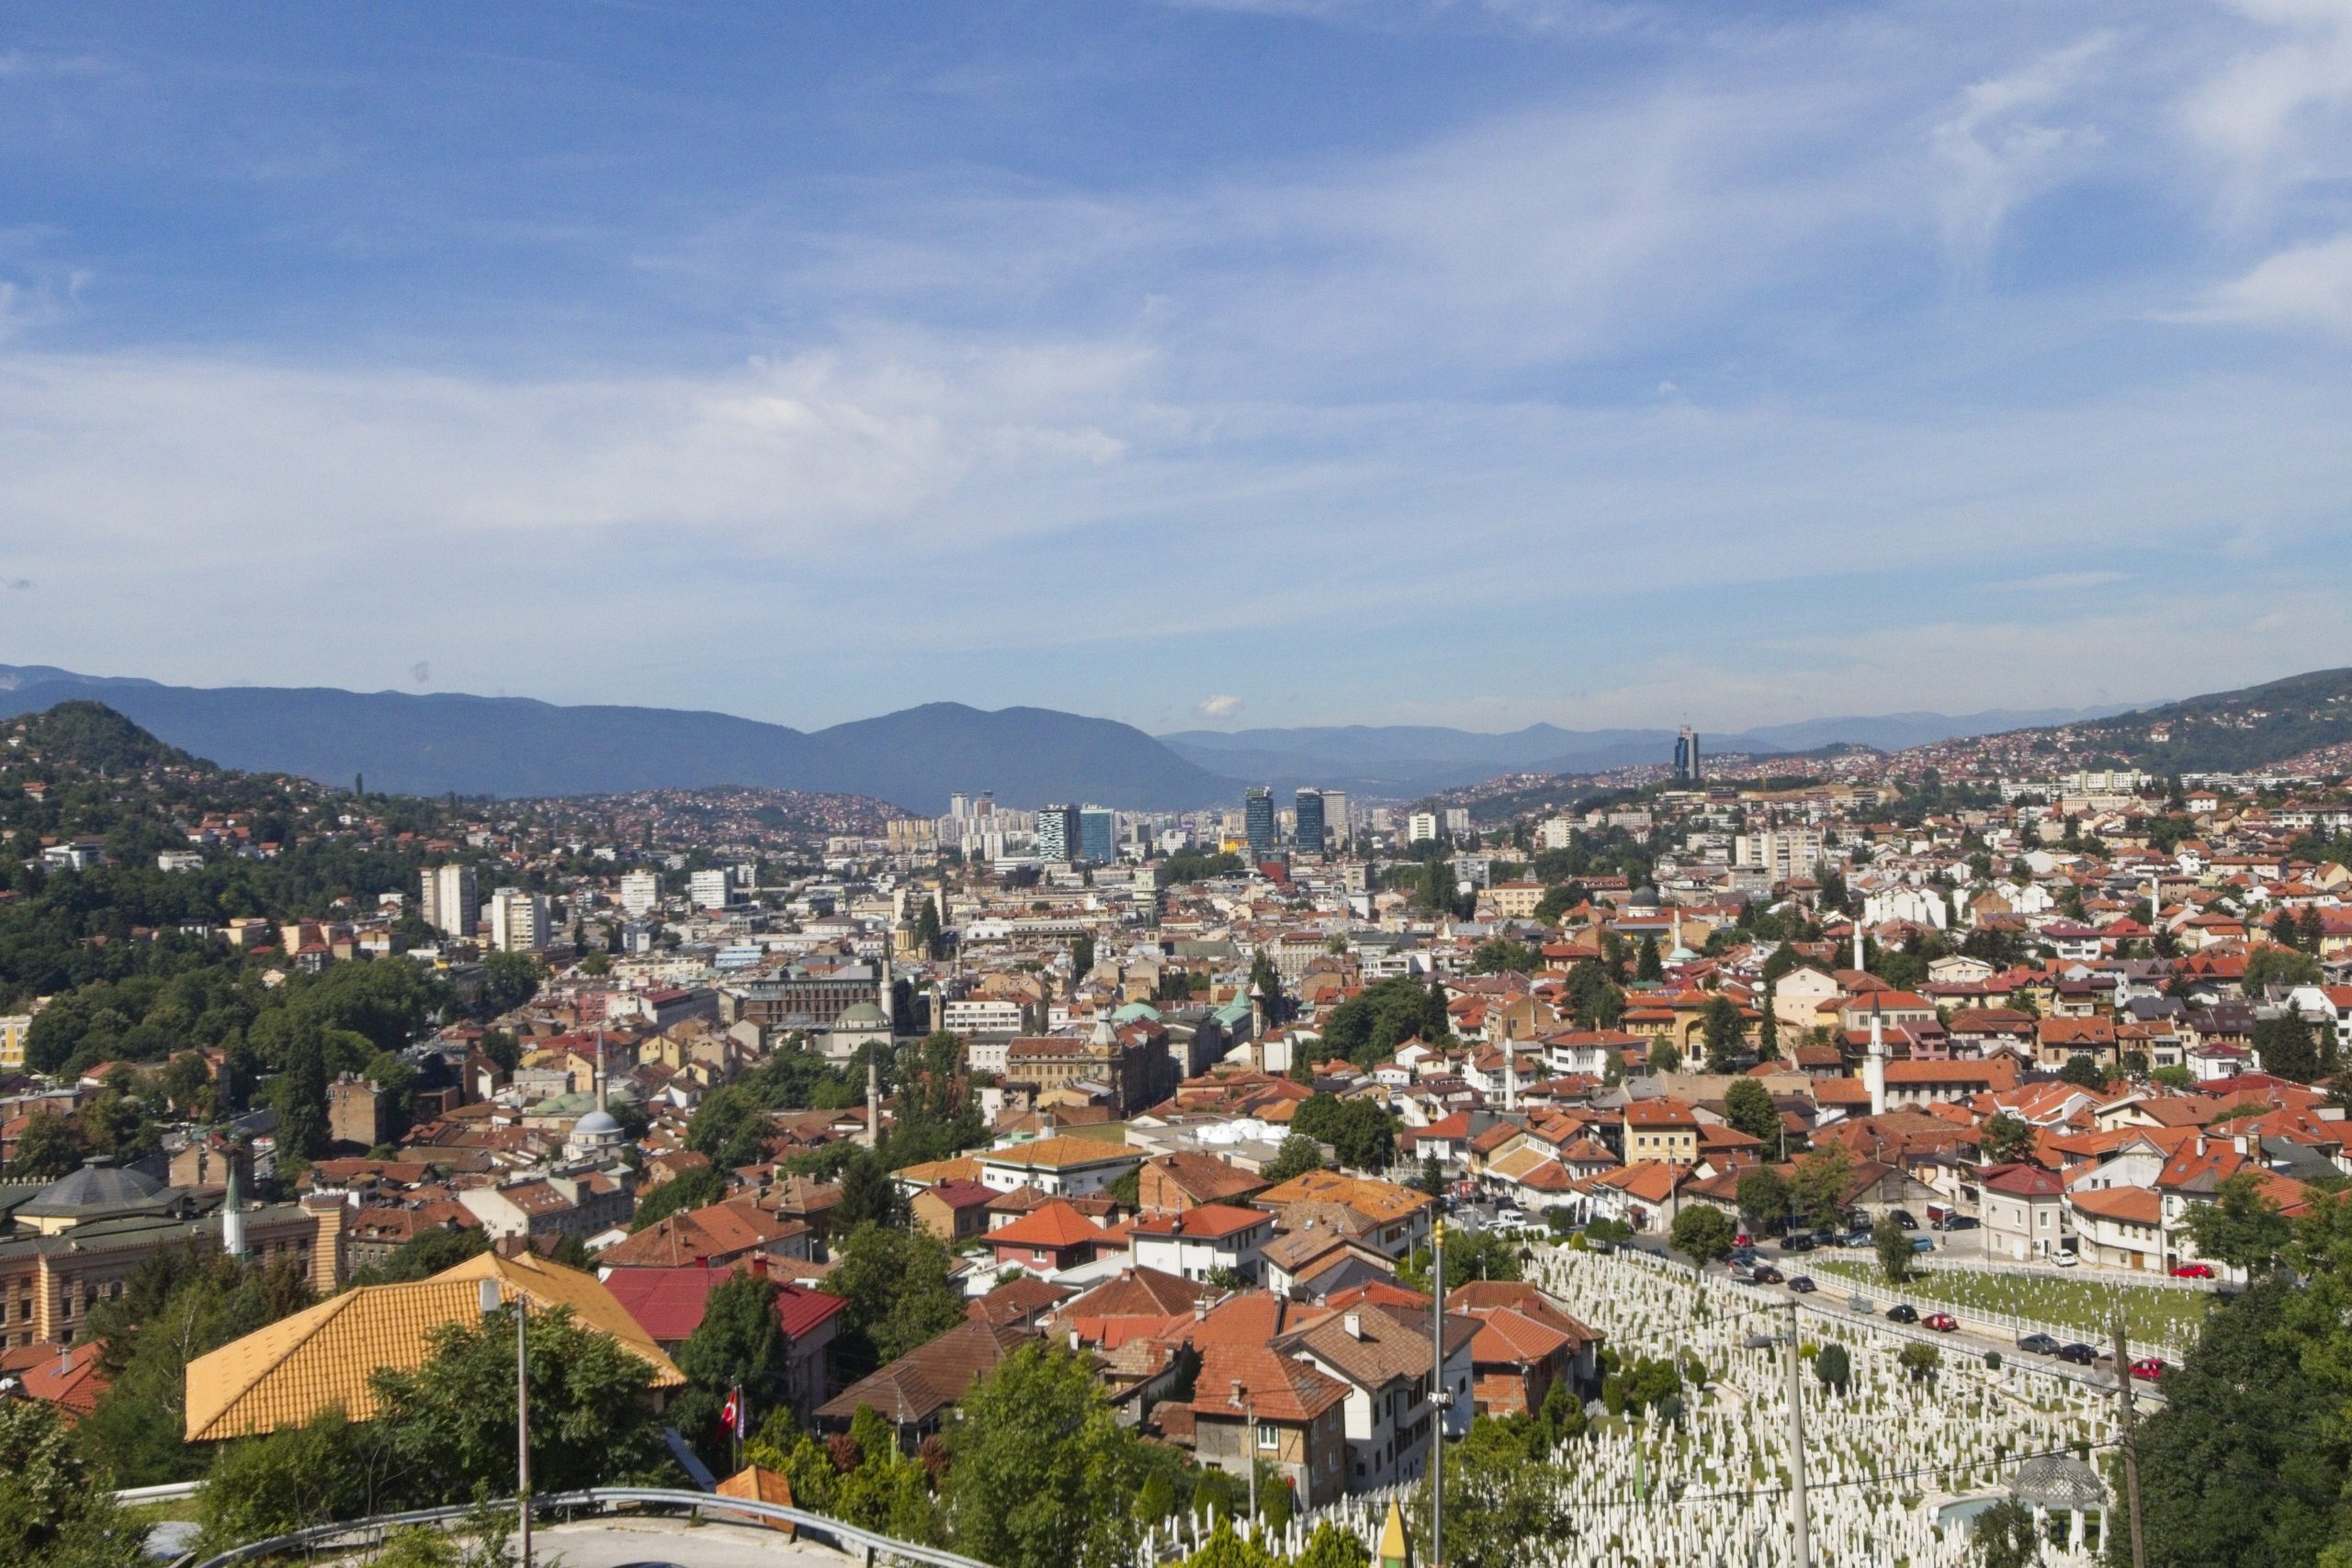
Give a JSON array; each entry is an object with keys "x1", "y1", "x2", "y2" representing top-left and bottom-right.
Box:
[
  {"x1": 190, "y1": 1485, "x2": 999, "y2": 1568},
  {"x1": 115, "y1": 1480, "x2": 207, "y2": 1505}
]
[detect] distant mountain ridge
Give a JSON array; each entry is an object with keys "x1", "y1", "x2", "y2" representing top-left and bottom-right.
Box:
[
  {"x1": 0, "y1": 668, "x2": 1236, "y2": 815},
  {"x1": 1159, "y1": 704, "x2": 2133, "y2": 795}
]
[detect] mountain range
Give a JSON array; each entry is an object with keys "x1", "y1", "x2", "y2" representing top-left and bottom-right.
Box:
[
  {"x1": 1158, "y1": 705, "x2": 2132, "y2": 796},
  {"x1": 0, "y1": 662, "x2": 2185, "y2": 812}
]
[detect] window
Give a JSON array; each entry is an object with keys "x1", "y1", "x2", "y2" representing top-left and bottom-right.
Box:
[{"x1": 1258, "y1": 1427, "x2": 1278, "y2": 1450}]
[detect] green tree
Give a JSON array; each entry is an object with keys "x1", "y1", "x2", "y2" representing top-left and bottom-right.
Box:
[
  {"x1": 668, "y1": 1272, "x2": 795, "y2": 1469},
  {"x1": 479, "y1": 951, "x2": 544, "y2": 1013},
  {"x1": 1399, "y1": 1228, "x2": 1522, "y2": 1293},
  {"x1": 1972, "y1": 1498, "x2": 2042, "y2": 1568},
  {"x1": 368, "y1": 1303, "x2": 668, "y2": 1504},
  {"x1": 0, "y1": 1401, "x2": 144, "y2": 1568},
  {"x1": 1896, "y1": 1340, "x2": 1940, "y2": 1383},
  {"x1": 943, "y1": 1342, "x2": 1145, "y2": 1568},
  {"x1": 834, "y1": 1145, "x2": 905, "y2": 1231},
  {"x1": 822, "y1": 1223, "x2": 967, "y2": 1377},
  {"x1": 1289, "y1": 1095, "x2": 1397, "y2": 1172},
  {"x1": 1469, "y1": 938, "x2": 1541, "y2": 976},
  {"x1": 1264, "y1": 1134, "x2": 1324, "y2": 1184},
  {"x1": 8, "y1": 1107, "x2": 89, "y2": 1179},
  {"x1": 628, "y1": 1164, "x2": 728, "y2": 1231},
  {"x1": 1649, "y1": 1038, "x2": 1682, "y2": 1074},
  {"x1": 1071, "y1": 932, "x2": 1096, "y2": 979},
  {"x1": 1669, "y1": 1203, "x2": 1736, "y2": 1267},
  {"x1": 1812, "y1": 1343, "x2": 1850, "y2": 1396},
  {"x1": 1723, "y1": 1077, "x2": 1781, "y2": 1147},
  {"x1": 1295, "y1": 1520, "x2": 1374, "y2": 1568},
  {"x1": 1736, "y1": 1167, "x2": 1792, "y2": 1235},
  {"x1": 2056, "y1": 1053, "x2": 2111, "y2": 1091},
  {"x1": 346, "y1": 1223, "x2": 490, "y2": 1286},
  {"x1": 1788, "y1": 1144, "x2": 1856, "y2": 1232},
  {"x1": 1980, "y1": 1112, "x2": 2036, "y2": 1165},
  {"x1": 195, "y1": 1407, "x2": 387, "y2": 1553},
  {"x1": 2128, "y1": 1279, "x2": 2346, "y2": 1568},
  {"x1": 2256, "y1": 1010, "x2": 2333, "y2": 1084},
  {"x1": 2182, "y1": 1168, "x2": 2291, "y2": 1275},
  {"x1": 1635, "y1": 935, "x2": 1663, "y2": 982},
  {"x1": 1416, "y1": 1416, "x2": 1575, "y2": 1568},
  {"x1": 1700, "y1": 995, "x2": 1745, "y2": 1070},
  {"x1": 273, "y1": 1025, "x2": 330, "y2": 1161},
  {"x1": 1874, "y1": 1214, "x2": 1915, "y2": 1284}
]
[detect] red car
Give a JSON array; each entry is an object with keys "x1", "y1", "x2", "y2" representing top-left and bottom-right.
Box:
[
  {"x1": 2130, "y1": 1357, "x2": 2166, "y2": 1382},
  {"x1": 2169, "y1": 1263, "x2": 2215, "y2": 1280},
  {"x1": 1924, "y1": 1312, "x2": 1960, "y2": 1332}
]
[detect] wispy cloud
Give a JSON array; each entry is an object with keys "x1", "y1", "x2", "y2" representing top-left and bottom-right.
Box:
[
  {"x1": 1194, "y1": 694, "x2": 1246, "y2": 719},
  {"x1": 1930, "y1": 35, "x2": 2111, "y2": 279},
  {"x1": 2177, "y1": 230, "x2": 2352, "y2": 332}
]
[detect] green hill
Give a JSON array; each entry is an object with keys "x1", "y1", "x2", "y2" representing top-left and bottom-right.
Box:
[{"x1": 2001, "y1": 668, "x2": 2352, "y2": 773}]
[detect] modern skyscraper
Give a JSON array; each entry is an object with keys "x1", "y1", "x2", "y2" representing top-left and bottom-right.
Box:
[
  {"x1": 422, "y1": 864, "x2": 478, "y2": 939},
  {"x1": 1294, "y1": 789, "x2": 1327, "y2": 854},
  {"x1": 1244, "y1": 787, "x2": 1277, "y2": 860},
  {"x1": 1320, "y1": 790, "x2": 1351, "y2": 846},
  {"x1": 1079, "y1": 806, "x2": 1117, "y2": 865},
  {"x1": 1037, "y1": 803, "x2": 1081, "y2": 863},
  {"x1": 1674, "y1": 728, "x2": 1702, "y2": 782}
]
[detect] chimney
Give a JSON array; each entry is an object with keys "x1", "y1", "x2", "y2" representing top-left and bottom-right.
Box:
[
  {"x1": 1195, "y1": 1299, "x2": 1209, "y2": 1322},
  {"x1": 749, "y1": 1253, "x2": 769, "y2": 1280},
  {"x1": 1344, "y1": 1311, "x2": 1363, "y2": 1339}
]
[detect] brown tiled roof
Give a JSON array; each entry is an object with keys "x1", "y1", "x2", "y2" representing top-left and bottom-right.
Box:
[
  {"x1": 967, "y1": 1276, "x2": 1074, "y2": 1328},
  {"x1": 988, "y1": 1199, "x2": 1106, "y2": 1249},
  {"x1": 1283, "y1": 1299, "x2": 1475, "y2": 1391},
  {"x1": 815, "y1": 1318, "x2": 1030, "y2": 1427},
  {"x1": 595, "y1": 1198, "x2": 808, "y2": 1268},
  {"x1": 1191, "y1": 1343, "x2": 1348, "y2": 1423},
  {"x1": 1146, "y1": 1151, "x2": 1269, "y2": 1204}
]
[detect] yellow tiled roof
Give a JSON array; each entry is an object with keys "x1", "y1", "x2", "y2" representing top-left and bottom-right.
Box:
[{"x1": 185, "y1": 1251, "x2": 682, "y2": 1443}]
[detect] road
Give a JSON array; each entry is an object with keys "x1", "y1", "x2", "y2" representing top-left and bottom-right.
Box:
[{"x1": 1611, "y1": 1235, "x2": 2160, "y2": 1403}]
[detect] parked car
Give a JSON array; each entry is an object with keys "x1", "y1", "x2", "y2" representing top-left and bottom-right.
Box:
[
  {"x1": 1910, "y1": 1235, "x2": 1935, "y2": 1254},
  {"x1": 1940, "y1": 1215, "x2": 1980, "y2": 1232},
  {"x1": 2131, "y1": 1357, "x2": 2167, "y2": 1382},
  {"x1": 1734, "y1": 1233, "x2": 1753, "y2": 1249},
  {"x1": 2018, "y1": 1334, "x2": 2063, "y2": 1356},
  {"x1": 1782, "y1": 1234, "x2": 1816, "y2": 1254},
  {"x1": 2169, "y1": 1262, "x2": 2215, "y2": 1280},
  {"x1": 1753, "y1": 1264, "x2": 1784, "y2": 1284},
  {"x1": 1886, "y1": 1304, "x2": 1919, "y2": 1324},
  {"x1": 1730, "y1": 1263, "x2": 1758, "y2": 1284},
  {"x1": 1788, "y1": 1275, "x2": 1815, "y2": 1294},
  {"x1": 1839, "y1": 1228, "x2": 1872, "y2": 1247},
  {"x1": 2052, "y1": 1250, "x2": 2080, "y2": 1269},
  {"x1": 2055, "y1": 1342, "x2": 2098, "y2": 1365},
  {"x1": 1888, "y1": 1210, "x2": 1918, "y2": 1230},
  {"x1": 1925, "y1": 1312, "x2": 1959, "y2": 1332}
]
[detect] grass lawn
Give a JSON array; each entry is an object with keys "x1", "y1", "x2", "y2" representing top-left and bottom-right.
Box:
[{"x1": 1812, "y1": 1257, "x2": 2216, "y2": 1348}]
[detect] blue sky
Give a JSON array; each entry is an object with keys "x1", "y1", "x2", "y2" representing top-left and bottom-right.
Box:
[{"x1": 4, "y1": 1, "x2": 2350, "y2": 737}]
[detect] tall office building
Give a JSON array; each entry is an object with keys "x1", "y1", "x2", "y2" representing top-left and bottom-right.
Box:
[
  {"x1": 1243, "y1": 788, "x2": 1277, "y2": 860},
  {"x1": 1321, "y1": 790, "x2": 1351, "y2": 846},
  {"x1": 619, "y1": 869, "x2": 660, "y2": 918},
  {"x1": 1079, "y1": 807, "x2": 1117, "y2": 865},
  {"x1": 422, "y1": 864, "x2": 478, "y2": 939},
  {"x1": 689, "y1": 867, "x2": 732, "y2": 909},
  {"x1": 1294, "y1": 790, "x2": 1327, "y2": 854},
  {"x1": 1674, "y1": 728, "x2": 1702, "y2": 782},
  {"x1": 1037, "y1": 804, "x2": 1081, "y2": 863},
  {"x1": 487, "y1": 886, "x2": 549, "y2": 953}
]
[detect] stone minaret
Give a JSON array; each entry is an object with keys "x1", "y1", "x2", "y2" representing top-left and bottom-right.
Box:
[{"x1": 1864, "y1": 1005, "x2": 1888, "y2": 1118}]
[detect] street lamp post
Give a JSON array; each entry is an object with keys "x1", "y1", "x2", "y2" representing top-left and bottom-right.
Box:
[{"x1": 481, "y1": 1278, "x2": 531, "y2": 1568}]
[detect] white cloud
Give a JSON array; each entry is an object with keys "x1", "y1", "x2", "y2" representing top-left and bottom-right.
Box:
[
  {"x1": 1195, "y1": 694, "x2": 1246, "y2": 719},
  {"x1": 1930, "y1": 36, "x2": 2111, "y2": 276},
  {"x1": 2178, "y1": 231, "x2": 2352, "y2": 331},
  {"x1": 2183, "y1": 0, "x2": 2352, "y2": 220}
]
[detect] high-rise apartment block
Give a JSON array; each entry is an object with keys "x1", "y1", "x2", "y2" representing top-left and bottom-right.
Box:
[
  {"x1": 689, "y1": 867, "x2": 732, "y2": 909},
  {"x1": 421, "y1": 864, "x2": 478, "y2": 939},
  {"x1": 487, "y1": 886, "x2": 549, "y2": 953},
  {"x1": 619, "y1": 869, "x2": 660, "y2": 918},
  {"x1": 1408, "y1": 810, "x2": 1439, "y2": 844},
  {"x1": 1674, "y1": 727, "x2": 1702, "y2": 782}
]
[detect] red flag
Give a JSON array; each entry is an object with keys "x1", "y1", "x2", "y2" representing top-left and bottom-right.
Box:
[{"x1": 720, "y1": 1389, "x2": 742, "y2": 1437}]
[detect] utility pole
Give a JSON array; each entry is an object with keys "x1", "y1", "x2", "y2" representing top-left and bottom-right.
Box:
[
  {"x1": 2113, "y1": 1314, "x2": 2146, "y2": 1568},
  {"x1": 1233, "y1": 1381, "x2": 1257, "y2": 1524},
  {"x1": 1430, "y1": 1218, "x2": 1445, "y2": 1568},
  {"x1": 1783, "y1": 1300, "x2": 1811, "y2": 1568},
  {"x1": 517, "y1": 1292, "x2": 533, "y2": 1568}
]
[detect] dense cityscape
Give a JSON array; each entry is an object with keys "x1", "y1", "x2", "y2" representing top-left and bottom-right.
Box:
[{"x1": 3, "y1": 680, "x2": 2351, "y2": 1567}]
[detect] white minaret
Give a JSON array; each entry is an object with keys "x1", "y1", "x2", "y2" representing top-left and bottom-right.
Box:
[
  {"x1": 221, "y1": 1138, "x2": 247, "y2": 1261},
  {"x1": 1864, "y1": 1005, "x2": 1888, "y2": 1118},
  {"x1": 865, "y1": 1051, "x2": 882, "y2": 1149},
  {"x1": 1852, "y1": 920, "x2": 1865, "y2": 972}
]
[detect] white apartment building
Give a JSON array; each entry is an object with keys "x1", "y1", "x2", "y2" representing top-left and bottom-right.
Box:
[
  {"x1": 487, "y1": 887, "x2": 550, "y2": 953},
  {"x1": 1733, "y1": 829, "x2": 1825, "y2": 883},
  {"x1": 1540, "y1": 816, "x2": 1576, "y2": 851},
  {"x1": 1407, "y1": 811, "x2": 1439, "y2": 844},
  {"x1": 619, "y1": 869, "x2": 661, "y2": 918},
  {"x1": 688, "y1": 867, "x2": 732, "y2": 910},
  {"x1": 421, "y1": 864, "x2": 479, "y2": 939}
]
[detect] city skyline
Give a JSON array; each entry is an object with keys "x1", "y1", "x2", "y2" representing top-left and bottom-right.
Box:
[{"x1": 4, "y1": 2, "x2": 2350, "y2": 735}]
